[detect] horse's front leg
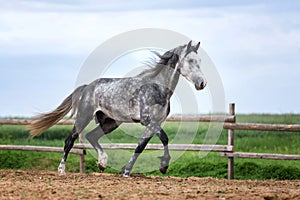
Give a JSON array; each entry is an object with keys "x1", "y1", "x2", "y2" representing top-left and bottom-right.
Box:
[
  {"x1": 157, "y1": 129, "x2": 171, "y2": 174},
  {"x1": 122, "y1": 125, "x2": 157, "y2": 177}
]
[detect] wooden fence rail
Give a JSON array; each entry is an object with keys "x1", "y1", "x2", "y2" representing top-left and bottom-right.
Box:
[
  {"x1": 223, "y1": 122, "x2": 300, "y2": 132},
  {"x1": 1, "y1": 103, "x2": 300, "y2": 180},
  {"x1": 0, "y1": 144, "x2": 84, "y2": 155},
  {"x1": 73, "y1": 143, "x2": 233, "y2": 152},
  {"x1": 220, "y1": 152, "x2": 300, "y2": 160}
]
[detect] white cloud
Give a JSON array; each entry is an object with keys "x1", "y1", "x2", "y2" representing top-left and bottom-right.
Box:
[
  {"x1": 1, "y1": 1, "x2": 300, "y2": 115},
  {"x1": 1, "y1": 3, "x2": 299, "y2": 58}
]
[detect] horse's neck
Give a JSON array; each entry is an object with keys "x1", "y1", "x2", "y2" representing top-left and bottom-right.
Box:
[{"x1": 153, "y1": 65, "x2": 180, "y2": 95}]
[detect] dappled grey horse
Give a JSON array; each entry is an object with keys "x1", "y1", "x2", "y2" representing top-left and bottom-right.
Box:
[{"x1": 27, "y1": 41, "x2": 207, "y2": 177}]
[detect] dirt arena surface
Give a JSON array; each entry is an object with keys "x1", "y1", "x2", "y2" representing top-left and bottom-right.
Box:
[{"x1": 0, "y1": 170, "x2": 300, "y2": 200}]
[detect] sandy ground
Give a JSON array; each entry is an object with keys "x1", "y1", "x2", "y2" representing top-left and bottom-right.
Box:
[{"x1": 0, "y1": 170, "x2": 300, "y2": 200}]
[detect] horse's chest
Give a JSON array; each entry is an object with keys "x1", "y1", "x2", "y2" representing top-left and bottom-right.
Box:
[{"x1": 129, "y1": 84, "x2": 170, "y2": 123}]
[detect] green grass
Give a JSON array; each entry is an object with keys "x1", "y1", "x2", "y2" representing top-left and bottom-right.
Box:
[{"x1": 0, "y1": 114, "x2": 300, "y2": 180}]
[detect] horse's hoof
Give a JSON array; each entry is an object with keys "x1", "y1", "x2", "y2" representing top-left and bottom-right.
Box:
[
  {"x1": 97, "y1": 152, "x2": 108, "y2": 172},
  {"x1": 58, "y1": 171, "x2": 66, "y2": 176},
  {"x1": 58, "y1": 168, "x2": 66, "y2": 176},
  {"x1": 123, "y1": 172, "x2": 130, "y2": 178},
  {"x1": 121, "y1": 166, "x2": 130, "y2": 178},
  {"x1": 58, "y1": 163, "x2": 66, "y2": 176},
  {"x1": 159, "y1": 166, "x2": 168, "y2": 174},
  {"x1": 158, "y1": 156, "x2": 170, "y2": 174},
  {"x1": 97, "y1": 162, "x2": 106, "y2": 172}
]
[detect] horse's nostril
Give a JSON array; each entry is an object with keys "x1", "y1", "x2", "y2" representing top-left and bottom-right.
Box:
[{"x1": 200, "y1": 82, "x2": 204, "y2": 89}]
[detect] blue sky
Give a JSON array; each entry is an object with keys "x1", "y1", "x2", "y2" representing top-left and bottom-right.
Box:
[{"x1": 1, "y1": 0, "x2": 300, "y2": 117}]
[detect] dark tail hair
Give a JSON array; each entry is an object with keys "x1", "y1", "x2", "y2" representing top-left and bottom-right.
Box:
[{"x1": 27, "y1": 85, "x2": 86, "y2": 138}]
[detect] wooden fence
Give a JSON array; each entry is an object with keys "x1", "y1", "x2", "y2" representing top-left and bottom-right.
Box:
[
  {"x1": 1, "y1": 103, "x2": 300, "y2": 179},
  {"x1": 221, "y1": 104, "x2": 300, "y2": 179}
]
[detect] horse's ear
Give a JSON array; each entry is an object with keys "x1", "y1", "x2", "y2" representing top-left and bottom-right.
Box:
[
  {"x1": 195, "y1": 42, "x2": 200, "y2": 51},
  {"x1": 187, "y1": 40, "x2": 192, "y2": 50}
]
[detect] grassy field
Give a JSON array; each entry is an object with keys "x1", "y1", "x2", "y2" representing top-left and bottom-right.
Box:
[{"x1": 0, "y1": 114, "x2": 300, "y2": 180}]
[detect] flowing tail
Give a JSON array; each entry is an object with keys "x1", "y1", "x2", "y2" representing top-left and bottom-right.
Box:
[{"x1": 27, "y1": 85, "x2": 87, "y2": 138}]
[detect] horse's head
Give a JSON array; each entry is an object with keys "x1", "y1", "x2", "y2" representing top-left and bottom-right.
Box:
[{"x1": 178, "y1": 41, "x2": 207, "y2": 90}]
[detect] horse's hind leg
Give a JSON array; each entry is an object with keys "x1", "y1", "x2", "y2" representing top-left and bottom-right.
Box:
[
  {"x1": 58, "y1": 106, "x2": 93, "y2": 175},
  {"x1": 58, "y1": 126, "x2": 80, "y2": 175},
  {"x1": 86, "y1": 117, "x2": 119, "y2": 171}
]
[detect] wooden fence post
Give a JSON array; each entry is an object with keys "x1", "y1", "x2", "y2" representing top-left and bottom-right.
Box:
[
  {"x1": 228, "y1": 103, "x2": 235, "y2": 180},
  {"x1": 79, "y1": 133, "x2": 85, "y2": 173}
]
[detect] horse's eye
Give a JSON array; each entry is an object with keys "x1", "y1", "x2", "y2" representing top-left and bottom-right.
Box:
[{"x1": 188, "y1": 59, "x2": 194, "y2": 64}]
